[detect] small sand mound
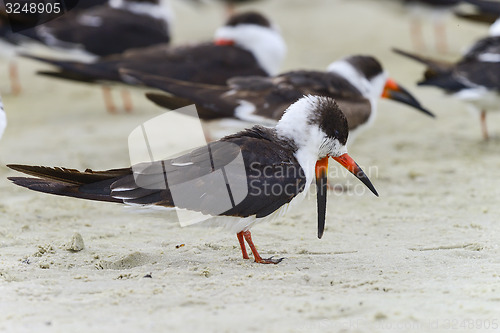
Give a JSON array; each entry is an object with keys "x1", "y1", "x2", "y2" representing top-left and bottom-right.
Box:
[
  {"x1": 64, "y1": 232, "x2": 85, "y2": 252},
  {"x1": 96, "y1": 252, "x2": 152, "y2": 270}
]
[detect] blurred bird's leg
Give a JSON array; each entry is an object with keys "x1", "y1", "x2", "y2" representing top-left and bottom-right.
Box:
[
  {"x1": 9, "y1": 61, "x2": 21, "y2": 95},
  {"x1": 410, "y1": 18, "x2": 425, "y2": 52},
  {"x1": 121, "y1": 89, "x2": 133, "y2": 113},
  {"x1": 236, "y1": 231, "x2": 250, "y2": 259},
  {"x1": 225, "y1": 3, "x2": 236, "y2": 18},
  {"x1": 480, "y1": 110, "x2": 489, "y2": 140},
  {"x1": 242, "y1": 230, "x2": 284, "y2": 264},
  {"x1": 101, "y1": 85, "x2": 116, "y2": 113},
  {"x1": 434, "y1": 21, "x2": 448, "y2": 54}
]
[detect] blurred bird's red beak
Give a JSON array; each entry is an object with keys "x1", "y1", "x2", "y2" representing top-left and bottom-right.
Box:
[
  {"x1": 215, "y1": 39, "x2": 235, "y2": 46},
  {"x1": 382, "y1": 78, "x2": 435, "y2": 117}
]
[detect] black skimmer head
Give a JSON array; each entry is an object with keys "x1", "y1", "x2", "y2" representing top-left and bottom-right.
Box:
[
  {"x1": 214, "y1": 11, "x2": 286, "y2": 75},
  {"x1": 327, "y1": 55, "x2": 435, "y2": 118},
  {"x1": 7, "y1": 95, "x2": 377, "y2": 263},
  {"x1": 276, "y1": 95, "x2": 378, "y2": 238}
]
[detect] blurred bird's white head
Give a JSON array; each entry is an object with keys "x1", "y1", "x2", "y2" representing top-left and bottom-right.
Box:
[
  {"x1": 327, "y1": 55, "x2": 388, "y2": 104},
  {"x1": 214, "y1": 12, "x2": 286, "y2": 76}
]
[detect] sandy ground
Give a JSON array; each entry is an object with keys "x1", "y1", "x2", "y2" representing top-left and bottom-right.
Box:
[{"x1": 1, "y1": 0, "x2": 500, "y2": 332}]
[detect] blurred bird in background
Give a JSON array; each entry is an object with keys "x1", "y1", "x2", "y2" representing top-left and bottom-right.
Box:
[
  {"x1": 0, "y1": 0, "x2": 108, "y2": 95},
  {"x1": 127, "y1": 55, "x2": 434, "y2": 143},
  {"x1": 394, "y1": 14, "x2": 500, "y2": 140},
  {"x1": 23, "y1": 11, "x2": 286, "y2": 113},
  {"x1": 1, "y1": 0, "x2": 172, "y2": 111}
]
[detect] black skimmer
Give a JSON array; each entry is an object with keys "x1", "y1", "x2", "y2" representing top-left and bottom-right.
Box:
[
  {"x1": 72, "y1": 0, "x2": 111, "y2": 11},
  {"x1": 401, "y1": 0, "x2": 461, "y2": 53},
  {"x1": 23, "y1": 11, "x2": 285, "y2": 112},
  {"x1": 126, "y1": 55, "x2": 434, "y2": 143},
  {"x1": 34, "y1": 0, "x2": 172, "y2": 59},
  {"x1": 0, "y1": 96, "x2": 5, "y2": 141},
  {"x1": 394, "y1": 25, "x2": 500, "y2": 140},
  {"x1": 7, "y1": 95, "x2": 378, "y2": 264}
]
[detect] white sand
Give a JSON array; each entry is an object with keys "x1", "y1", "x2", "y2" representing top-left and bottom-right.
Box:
[{"x1": 1, "y1": 0, "x2": 500, "y2": 332}]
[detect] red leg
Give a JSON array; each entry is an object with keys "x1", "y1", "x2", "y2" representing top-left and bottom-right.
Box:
[
  {"x1": 242, "y1": 230, "x2": 283, "y2": 264},
  {"x1": 9, "y1": 61, "x2": 21, "y2": 95},
  {"x1": 236, "y1": 231, "x2": 249, "y2": 259},
  {"x1": 480, "y1": 110, "x2": 489, "y2": 141},
  {"x1": 121, "y1": 89, "x2": 133, "y2": 113},
  {"x1": 101, "y1": 86, "x2": 116, "y2": 113}
]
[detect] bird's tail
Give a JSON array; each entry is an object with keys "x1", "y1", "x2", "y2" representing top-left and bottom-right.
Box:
[
  {"x1": 392, "y1": 48, "x2": 464, "y2": 91},
  {"x1": 392, "y1": 48, "x2": 453, "y2": 73},
  {"x1": 120, "y1": 69, "x2": 238, "y2": 118},
  {"x1": 7, "y1": 164, "x2": 131, "y2": 203}
]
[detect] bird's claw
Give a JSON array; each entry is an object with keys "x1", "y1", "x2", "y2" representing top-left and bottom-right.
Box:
[{"x1": 255, "y1": 256, "x2": 285, "y2": 264}]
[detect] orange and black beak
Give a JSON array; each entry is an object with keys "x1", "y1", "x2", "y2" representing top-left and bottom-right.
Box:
[
  {"x1": 382, "y1": 78, "x2": 435, "y2": 118},
  {"x1": 315, "y1": 154, "x2": 378, "y2": 239}
]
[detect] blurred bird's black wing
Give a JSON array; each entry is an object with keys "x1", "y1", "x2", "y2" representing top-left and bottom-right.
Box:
[
  {"x1": 120, "y1": 43, "x2": 268, "y2": 85},
  {"x1": 38, "y1": 6, "x2": 170, "y2": 57}
]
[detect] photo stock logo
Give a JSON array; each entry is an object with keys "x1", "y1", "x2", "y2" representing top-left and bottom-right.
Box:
[
  {"x1": 128, "y1": 105, "x2": 248, "y2": 227},
  {"x1": 1, "y1": 0, "x2": 82, "y2": 32}
]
